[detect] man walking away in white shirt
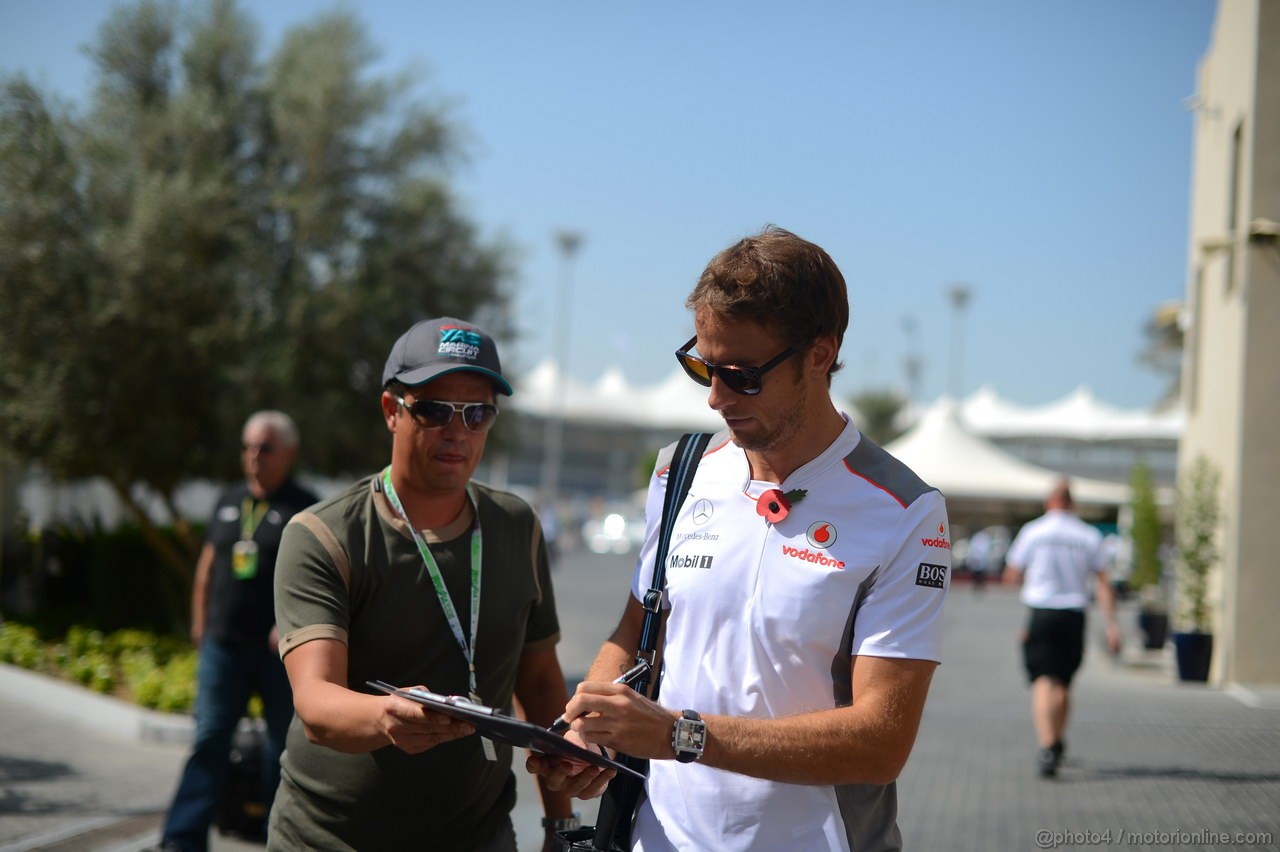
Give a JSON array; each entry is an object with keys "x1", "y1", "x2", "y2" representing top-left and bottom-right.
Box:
[{"x1": 1004, "y1": 479, "x2": 1120, "y2": 778}]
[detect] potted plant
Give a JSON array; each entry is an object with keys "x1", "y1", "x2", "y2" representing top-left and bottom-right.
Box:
[
  {"x1": 1128, "y1": 461, "x2": 1169, "y2": 649},
  {"x1": 1172, "y1": 455, "x2": 1220, "y2": 682}
]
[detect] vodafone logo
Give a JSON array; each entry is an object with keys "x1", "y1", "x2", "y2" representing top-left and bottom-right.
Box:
[
  {"x1": 921, "y1": 522, "x2": 951, "y2": 550},
  {"x1": 806, "y1": 521, "x2": 837, "y2": 549},
  {"x1": 781, "y1": 545, "x2": 845, "y2": 570}
]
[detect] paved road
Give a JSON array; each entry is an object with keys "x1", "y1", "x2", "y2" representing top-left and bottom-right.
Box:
[
  {"x1": 3, "y1": 551, "x2": 1278, "y2": 851},
  {"x1": 897, "y1": 585, "x2": 1279, "y2": 850},
  {"x1": 0, "y1": 549, "x2": 633, "y2": 852}
]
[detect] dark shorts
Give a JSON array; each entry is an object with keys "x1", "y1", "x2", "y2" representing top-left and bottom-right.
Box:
[{"x1": 1023, "y1": 608, "x2": 1086, "y2": 685}]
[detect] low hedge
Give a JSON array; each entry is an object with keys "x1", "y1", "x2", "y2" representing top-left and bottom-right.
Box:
[{"x1": 0, "y1": 621, "x2": 198, "y2": 713}]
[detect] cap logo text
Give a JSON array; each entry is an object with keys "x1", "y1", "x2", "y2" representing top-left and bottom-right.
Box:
[{"x1": 438, "y1": 326, "x2": 483, "y2": 361}]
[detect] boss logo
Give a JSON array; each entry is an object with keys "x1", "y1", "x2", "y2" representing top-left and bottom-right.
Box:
[{"x1": 915, "y1": 562, "x2": 948, "y2": 589}]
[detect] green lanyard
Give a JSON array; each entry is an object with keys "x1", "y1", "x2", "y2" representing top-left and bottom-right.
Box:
[
  {"x1": 381, "y1": 467, "x2": 483, "y2": 702},
  {"x1": 240, "y1": 497, "x2": 268, "y2": 540}
]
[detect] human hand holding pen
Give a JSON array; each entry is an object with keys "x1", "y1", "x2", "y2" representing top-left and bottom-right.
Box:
[
  {"x1": 527, "y1": 663, "x2": 646, "y2": 798},
  {"x1": 547, "y1": 662, "x2": 650, "y2": 734}
]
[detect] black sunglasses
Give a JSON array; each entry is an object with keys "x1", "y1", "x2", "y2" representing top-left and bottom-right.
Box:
[
  {"x1": 674, "y1": 335, "x2": 798, "y2": 396},
  {"x1": 395, "y1": 396, "x2": 499, "y2": 433}
]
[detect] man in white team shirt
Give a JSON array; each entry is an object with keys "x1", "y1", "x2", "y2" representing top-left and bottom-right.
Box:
[
  {"x1": 528, "y1": 226, "x2": 951, "y2": 851},
  {"x1": 1003, "y1": 479, "x2": 1120, "y2": 778}
]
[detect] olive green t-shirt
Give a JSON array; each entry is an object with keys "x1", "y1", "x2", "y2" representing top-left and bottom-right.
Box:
[{"x1": 271, "y1": 475, "x2": 560, "y2": 851}]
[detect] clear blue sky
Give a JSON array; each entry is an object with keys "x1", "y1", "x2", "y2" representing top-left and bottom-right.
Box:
[{"x1": 1, "y1": 0, "x2": 1217, "y2": 409}]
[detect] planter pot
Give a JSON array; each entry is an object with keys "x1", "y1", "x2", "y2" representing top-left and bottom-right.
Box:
[
  {"x1": 1137, "y1": 610, "x2": 1169, "y2": 649},
  {"x1": 1173, "y1": 631, "x2": 1213, "y2": 682}
]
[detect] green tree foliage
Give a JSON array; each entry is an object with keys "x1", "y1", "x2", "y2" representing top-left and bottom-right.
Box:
[
  {"x1": 632, "y1": 448, "x2": 658, "y2": 491},
  {"x1": 1128, "y1": 460, "x2": 1162, "y2": 590},
  {"x1": 852, "y1": 389, "x2": 908, "y2": 446},
  {"x1": 0, "y1": 1, "x2": 511, "y2": 587},
  {"x1": 1137, "y1": 301, "x2": 1183, "y2": 408}
]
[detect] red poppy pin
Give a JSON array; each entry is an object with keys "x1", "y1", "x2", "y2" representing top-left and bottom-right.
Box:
[{"x1": 756, "y1": 488, "x2": 808, "y2": 524}]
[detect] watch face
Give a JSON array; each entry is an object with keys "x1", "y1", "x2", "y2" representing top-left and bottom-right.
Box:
[{"x1": 675, "y1": 718, "x2": 706, "y2": 753}]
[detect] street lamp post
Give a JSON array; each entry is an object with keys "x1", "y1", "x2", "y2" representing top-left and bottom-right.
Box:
[
  {"x1": 539, "y1": 231, "x2": 583, "y2": 505},
  {"x1": 901, "y1": 315, "x2": 922, "y2": 403},
  {"x1": 947, "y1": 283, "x2": 971, "y2": 399}
]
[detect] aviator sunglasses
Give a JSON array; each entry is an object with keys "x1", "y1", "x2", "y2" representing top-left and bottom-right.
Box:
[
  {"x1": 675, "y1": 335, "x2": 798, "y2": 396},
  {"x1": 394, "y1": 396, "x2": 499, "y2": 433}
]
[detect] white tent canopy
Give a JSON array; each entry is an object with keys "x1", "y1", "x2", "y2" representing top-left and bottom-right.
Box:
[
  {"x1": 512, "y1": 364, "x2": 1180, "y2": 447},
  {"x1": 959, "y1": 385, "x2": 1183, "y2": 443},
  {"x1": 510, "y1": 364, "x2": 1174, "y2": 507},
  {"x1": 512, "y1": 359, "x2": 724, "y2": 431},
  {"x1": 883, "y1": 398, "x2": 1131, "y2": 505}
]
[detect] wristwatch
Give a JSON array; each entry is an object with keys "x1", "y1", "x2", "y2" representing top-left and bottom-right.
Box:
[
  {"x1": 542, "y1": 813, "x2": 581, "y2": 832},
  {"x1": 671, "y1": 709, "x2": 706, "y2": 763}
]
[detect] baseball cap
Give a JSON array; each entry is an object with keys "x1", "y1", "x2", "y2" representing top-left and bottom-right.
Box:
[{"x1": 382, "y1": 317, "x2": 514, "y2": 395}]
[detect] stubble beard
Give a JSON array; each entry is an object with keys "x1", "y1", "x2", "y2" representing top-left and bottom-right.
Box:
[{"x1": 727, "y1": 380, "x2": 808, "y2": 455}]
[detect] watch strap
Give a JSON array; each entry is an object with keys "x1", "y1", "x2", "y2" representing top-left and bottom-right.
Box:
[{"x1": 542, "y1": 814, "x2": 581, "y2": 831}]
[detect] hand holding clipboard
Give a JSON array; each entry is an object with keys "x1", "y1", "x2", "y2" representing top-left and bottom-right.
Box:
[{"x1": 366, "y1": 680, "x2": 644, "y2": 780}]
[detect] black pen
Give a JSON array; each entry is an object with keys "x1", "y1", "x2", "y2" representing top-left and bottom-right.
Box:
[{"x1": 548, "y1": 662, "x2": 650, "y2": 734}]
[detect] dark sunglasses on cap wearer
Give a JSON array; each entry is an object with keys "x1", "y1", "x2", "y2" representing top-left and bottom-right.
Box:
[
  {"x1": 674, "y1": 335, "x2": 798, "y2": 396},
  {"x1": 395, "y1": 396, "x2": 499, "y2": 433}
]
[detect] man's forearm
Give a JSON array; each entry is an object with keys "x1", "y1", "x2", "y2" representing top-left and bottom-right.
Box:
[
  {"x1": 699, "y1": 656, "x2": 935, "y2": 786},
  {"x1": 586, "y1": 595, "x2": 648, "y2": 684},
  {"x1": 292, "y1": 680, "x2": 398, "y2": 753},
  {"x1": 1096, "y1": 573, "x2": 1118, "y2": 624},
  {"x1": 190, "y1": 544, "x2": 214, "y2": 643},
  {"x1": 587, "y1": 639, "x2": 640, "y2": 683},
  {"x1": 567, "y1": 655, "x2": 937, "y2": 788},
  {"x1": 701, "y1": 703, "x2": 917, "y2": 786}
]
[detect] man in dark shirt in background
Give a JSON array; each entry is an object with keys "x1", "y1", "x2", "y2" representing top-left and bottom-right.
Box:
[{"x1": 153, "y1": 410, "x2": 318, "y2": 852}]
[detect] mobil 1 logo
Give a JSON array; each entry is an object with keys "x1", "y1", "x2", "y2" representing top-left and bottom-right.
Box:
[
  {"x1": 915, "y1": 562, "x2": 948, "y2": 589},
  {"x1": 669, "y1": 553, "x2": 714, "y2": 570}
]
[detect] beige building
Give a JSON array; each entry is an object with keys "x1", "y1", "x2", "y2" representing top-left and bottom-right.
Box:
[{"x1": 1179, "y1": 0, "x2": 1280, "y2": 685}]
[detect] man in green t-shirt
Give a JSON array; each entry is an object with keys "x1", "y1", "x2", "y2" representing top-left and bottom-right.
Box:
[{"x1": 271, "y1": 317, "x2": 577, "y2": 851}]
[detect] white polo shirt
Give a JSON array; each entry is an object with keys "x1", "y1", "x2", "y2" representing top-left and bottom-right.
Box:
[
  {"x1": 1006, "y1": 509, "x2": 1105, "y2": 610},
  {"x1": 629, "y1": 418, "x2": 950, "y2": 852}
]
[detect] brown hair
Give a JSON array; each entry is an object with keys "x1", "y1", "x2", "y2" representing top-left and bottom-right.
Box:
[{"x1": 686, "y1": 225, "x2": 848, "y2": 380}]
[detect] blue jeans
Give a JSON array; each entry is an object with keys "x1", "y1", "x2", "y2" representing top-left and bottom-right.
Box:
[{"x1": 162, "y1": 638, "x2": 294, "y2": 852}]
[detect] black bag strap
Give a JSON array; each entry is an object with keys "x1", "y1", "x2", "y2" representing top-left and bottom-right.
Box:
[
  {"x1": 590, "y1": 432, "x2": 710, "y2": 852},
  {"x1": 631, "y1": 431, "x2": 711, "y2": 700}
]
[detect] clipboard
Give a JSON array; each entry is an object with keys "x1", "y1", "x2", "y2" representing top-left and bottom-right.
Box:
[{"x1": 366, "y1": 680, "x2": 644, "y2": 780}]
